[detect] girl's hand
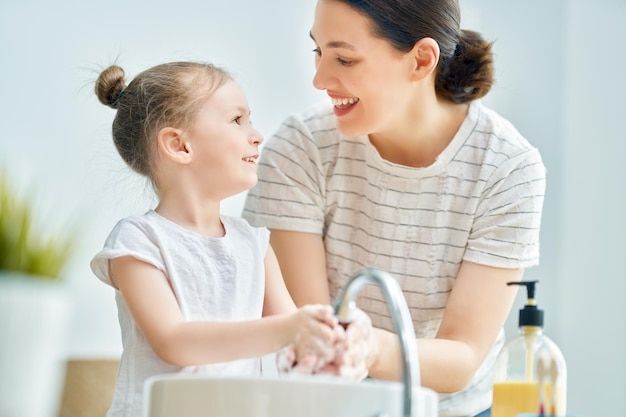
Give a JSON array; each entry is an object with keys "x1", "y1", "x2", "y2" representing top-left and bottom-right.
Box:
[
  {"x1": 277, "y1": 304, "x2": 342, "y2": 374},
  {"x1": 277, "y1": 306, "x2": 376, "y2": 381}
]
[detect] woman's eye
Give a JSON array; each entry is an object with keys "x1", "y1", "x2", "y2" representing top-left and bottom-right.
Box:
[
  {"x1": 312, "y1": 46, "x2": 352, "y2": 66},
  {"x1": 337, "y1": 57, "x2": 353, "y2": 66}
]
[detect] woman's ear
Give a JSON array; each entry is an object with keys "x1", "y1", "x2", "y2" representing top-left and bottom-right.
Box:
[
  {"x1": 409, "y1": 37, "x2": 440, "y2": 82},
  {"x1": 157, "y1": 127, "x2": 192, "y2": 164}
]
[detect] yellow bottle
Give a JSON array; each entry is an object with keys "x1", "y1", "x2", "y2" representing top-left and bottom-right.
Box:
[{"x1": 492, "y1": 281, "x2": 567, "y2": 417}]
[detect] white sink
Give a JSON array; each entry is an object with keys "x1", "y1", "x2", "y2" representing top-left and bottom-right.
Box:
[{"x1": 143, "y1": 374, "x2": 438, "y2": 417}]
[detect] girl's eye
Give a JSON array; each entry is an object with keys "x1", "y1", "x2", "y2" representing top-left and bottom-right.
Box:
[{"x1": 232, "y1": 116, "x2": 242, "y2": 125}]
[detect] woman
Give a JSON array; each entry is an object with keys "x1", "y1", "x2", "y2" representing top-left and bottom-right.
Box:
[{"x1": 243, "y1": 1, "x2": 546, "y2": 416}]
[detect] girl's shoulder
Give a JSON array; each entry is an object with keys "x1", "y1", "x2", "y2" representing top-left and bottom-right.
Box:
[
  {"x1": 107, "y1": 211, "x2": 155, "y2": 239},
  {"x1": 221, "y1": 215, "x2": 270, "y2": 242}
]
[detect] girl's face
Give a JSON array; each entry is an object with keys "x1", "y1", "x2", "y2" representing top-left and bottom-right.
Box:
[
  {"x1": 186, "y1": 79, "x2": 263, "y2": 199},
  {"x1": 310, "y1": 0, "x2": 417, "y2": 137}
]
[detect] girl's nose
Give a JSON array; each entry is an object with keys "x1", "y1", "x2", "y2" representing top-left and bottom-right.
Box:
[{"x1": 250, "y1": 128, "x2": 263, "y2": 145}]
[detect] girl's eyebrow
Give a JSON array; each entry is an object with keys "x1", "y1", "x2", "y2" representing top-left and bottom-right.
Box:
[
  {"x1": 232, "y1": 105, "x2": 251, "y2": 115},
  {"x1": 309, "y1": 31, "x2": 357, "y2": 51}
]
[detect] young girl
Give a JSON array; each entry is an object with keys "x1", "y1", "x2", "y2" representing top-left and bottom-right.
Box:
[
  {"x1": 243, "y1": 1, "x2": 547, "y2": 416},
  {"x1": 90, "y1": 62, "x2": 364, "y2": 417}
]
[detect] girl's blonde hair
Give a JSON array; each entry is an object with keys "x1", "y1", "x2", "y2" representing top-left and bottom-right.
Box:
[{"x1": 95, "y1": 62, "x2": 231, "y2": 184}]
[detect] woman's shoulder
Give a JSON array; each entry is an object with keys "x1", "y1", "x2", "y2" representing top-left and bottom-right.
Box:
[
  {"x1": 276, "y1": 102, "x2": 341, "y2": 145},
  {"x1": 471, "y1": 101, "x2": 542, "y2": 160},
  {"x1": 463, "y1": 102, "x2": 546, "y2": 187},
  {"x1": 288, "y1": 102, "x2": 335, "y2": 127}
]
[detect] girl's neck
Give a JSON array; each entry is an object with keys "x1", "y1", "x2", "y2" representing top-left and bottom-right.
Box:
[{"x1": 155, "y1": 195, "x2": 224, "y2": 238}]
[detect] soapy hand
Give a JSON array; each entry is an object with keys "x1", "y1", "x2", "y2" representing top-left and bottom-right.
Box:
[
  {"x1": 332, "y1": 307, "x2": 376, "y2": 380},
  {"x1": 277, "y1": 306, "x2": 375, "y2": 382},
  {"x1": 276, "y1": 304, "x2": 342, "y2": 374}
]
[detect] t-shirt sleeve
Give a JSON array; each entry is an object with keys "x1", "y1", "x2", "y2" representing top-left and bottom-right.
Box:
[
  {"x1": 464, "y1": 147, "x2": 547, "y2": 268},
  {"x1": 90, "y1": 218, "x2": 165, "y2": 289},
  {"x1": 243, "y1": 115, "x2": 326, "y2": 234}
]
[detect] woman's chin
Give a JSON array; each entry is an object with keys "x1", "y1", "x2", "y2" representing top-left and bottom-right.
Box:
[{"x1": 336, "y1": 121, "x2": 367, "y2": 138}]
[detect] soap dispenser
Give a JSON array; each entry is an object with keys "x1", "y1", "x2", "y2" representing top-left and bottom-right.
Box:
[{"x1": 491, "y1": 280, "x2": 567, "y2": 417}]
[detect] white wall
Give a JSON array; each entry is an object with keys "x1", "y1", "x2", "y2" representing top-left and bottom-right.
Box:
[
  {"x1": 1, "y1": 1, "x2": 624, "y2": 416},
  {"x1": 560, "y1": 1, "x2": 626, "y2": 415},
  {"x1": 463, "y1": 1, "x2": 626, "y2": 415},
  {"x1": 0, "y1": 0, "x2": 323, "y2": 357}
]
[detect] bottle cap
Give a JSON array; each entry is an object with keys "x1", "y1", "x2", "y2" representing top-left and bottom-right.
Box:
[{"x1": 508, "y1": 280, "x2": 544, "y2": 328}]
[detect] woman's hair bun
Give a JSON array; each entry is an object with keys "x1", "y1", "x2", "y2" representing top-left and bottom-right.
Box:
[{"x1": 436, "y1": 29, "x2": 495, "y2": 104}]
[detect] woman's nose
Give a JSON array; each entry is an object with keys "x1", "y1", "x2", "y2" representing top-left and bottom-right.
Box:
[{"x1": 312, "y1": 58, "x2": 331, "y2": 91}]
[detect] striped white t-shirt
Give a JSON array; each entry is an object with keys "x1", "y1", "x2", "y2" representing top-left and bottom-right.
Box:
[{"x1": 243, "y1": 100, "x2": 546, "y2": 416}]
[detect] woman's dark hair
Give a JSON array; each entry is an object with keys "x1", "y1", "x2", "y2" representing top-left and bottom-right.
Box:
[
  {"x1": 336, "y1": 0, "x2": 494, "y2": 103},
  {"x1": 94, "y1": 62, "x2": 231, "y2": 186}
]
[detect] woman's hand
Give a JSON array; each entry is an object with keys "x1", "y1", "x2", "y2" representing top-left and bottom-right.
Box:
[
  {"x1": 277, "y1": 307, "x2": 376, "y2": 382},
  {"x1": 331, "y1": 308, "x2": 376, "y2": 380}
]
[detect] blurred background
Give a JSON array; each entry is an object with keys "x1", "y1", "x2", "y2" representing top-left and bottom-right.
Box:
[{"x1": 0, "y1": 0, "x2": 624, "y2": 416}]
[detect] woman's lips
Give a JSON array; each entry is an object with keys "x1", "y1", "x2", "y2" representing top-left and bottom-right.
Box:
[{"x1": 331, "y1": 97, "x2": 359, "y2": 117}]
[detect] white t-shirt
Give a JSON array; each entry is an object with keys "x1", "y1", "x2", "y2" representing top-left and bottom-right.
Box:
[
  {"x1": 243, "y1": 100, "x2": 546, "y2": 416},
  {"x1": 91, "y1": 210, "x2": 269, "y2": 417}
]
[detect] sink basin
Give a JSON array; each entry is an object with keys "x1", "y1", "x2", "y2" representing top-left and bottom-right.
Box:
[{"x1": 143, "y1": 374, "x2": 438, "y2": 417}]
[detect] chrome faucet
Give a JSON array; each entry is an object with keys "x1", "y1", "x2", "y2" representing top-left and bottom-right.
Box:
[{"x1": 333, "y1": 268, "x2": 420, "y2": 417}]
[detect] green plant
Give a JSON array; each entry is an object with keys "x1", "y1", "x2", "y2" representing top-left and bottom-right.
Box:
[{"x1": 0, "y1": 171, "x2": 75, "y2": 280}]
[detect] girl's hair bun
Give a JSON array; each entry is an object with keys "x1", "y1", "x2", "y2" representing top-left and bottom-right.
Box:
[{"x1": 95, "y1": 65, "x2": 127, "y2": 109}]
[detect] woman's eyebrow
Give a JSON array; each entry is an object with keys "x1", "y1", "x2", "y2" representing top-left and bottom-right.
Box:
[{"x1": 309, "y1": 31, "x2": 357, "y2": 50}]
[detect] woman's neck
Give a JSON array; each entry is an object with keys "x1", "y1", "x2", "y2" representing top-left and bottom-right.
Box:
[{"x1": 368, "y1": 99, "x2": 469, "y2": 168}]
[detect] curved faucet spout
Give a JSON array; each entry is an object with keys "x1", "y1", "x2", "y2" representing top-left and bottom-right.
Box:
[{"x1": 333, "y1": 268, "x2": 421, "y2": 417}]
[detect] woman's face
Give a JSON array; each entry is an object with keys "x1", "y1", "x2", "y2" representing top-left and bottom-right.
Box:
[{"x1": 310, "y1": 0, "x2": 416, "y2": 137}]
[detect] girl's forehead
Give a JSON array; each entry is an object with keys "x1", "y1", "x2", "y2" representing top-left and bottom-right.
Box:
[{"x1": 197, "y1": 80, "x2": 249, "y2": 113}]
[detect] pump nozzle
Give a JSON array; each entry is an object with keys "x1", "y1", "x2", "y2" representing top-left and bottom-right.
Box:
[
  {"x1": 508, "y1": 280, "x2": 538, "y2": 303},
  {"x1": 508, "y1": 280, "x2": 544, "y2": 328}
]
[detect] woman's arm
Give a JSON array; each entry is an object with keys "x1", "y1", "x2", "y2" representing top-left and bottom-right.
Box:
[
  {"x1": 261, "y1": 244, "x2": 298, "y2": 316},
  {"x1": 369, "y1": 261, "x2": 522, "y2": 393},
  {"x1": 269, "y1": 229, "x2": 331, "y2": 306},
  {"x1": 112, "y1": 255, "x2": 336, "y2": 368},
  {"x1": 269, "y1": 229, "x2": 521, "y2": 392}
]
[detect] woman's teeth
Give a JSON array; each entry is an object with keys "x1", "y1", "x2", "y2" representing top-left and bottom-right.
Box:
[{"x1": 331, "y1": 97, "x2": 359, "y2": 108}]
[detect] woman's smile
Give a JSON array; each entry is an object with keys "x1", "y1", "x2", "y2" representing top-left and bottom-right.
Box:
[{"x1": 330, "y1": 95, "x2": 360, "y2": 116}]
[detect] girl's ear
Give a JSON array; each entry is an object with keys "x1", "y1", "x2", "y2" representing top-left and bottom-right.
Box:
[
  {"x1": 409, "y1": 37, "x2": 440, "y2": 82},
  {"x1": 157, "y1": 127, "x2": 192, "y2": 164}
]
